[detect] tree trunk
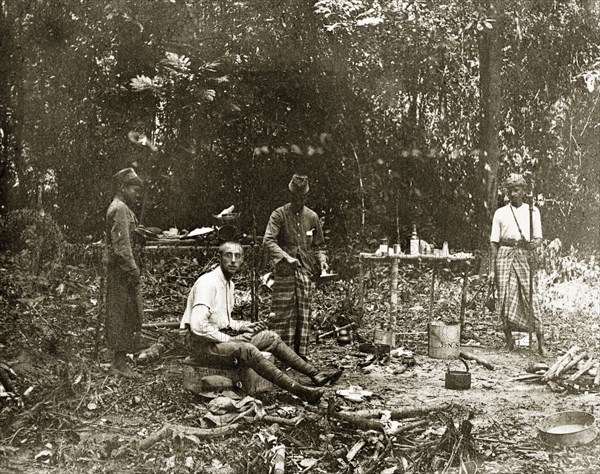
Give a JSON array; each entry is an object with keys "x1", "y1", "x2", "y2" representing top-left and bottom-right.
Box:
[
  {"x1": 477, "y1": 2, "x2": 501, "y2": 243},
  {"x1": 0, "y1": 0, "x2": 30, "y2": 209}
]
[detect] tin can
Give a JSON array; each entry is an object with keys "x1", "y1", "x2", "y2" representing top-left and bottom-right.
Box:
[{"x1": 378, "y1": 238, "x2": 388, "y2": 254}]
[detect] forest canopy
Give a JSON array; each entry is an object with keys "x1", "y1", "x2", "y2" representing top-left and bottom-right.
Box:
[{"x1": 1, "y1": 0, "x2": 599, "y2": 251}]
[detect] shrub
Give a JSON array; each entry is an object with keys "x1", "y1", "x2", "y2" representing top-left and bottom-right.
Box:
[{"x1": 0, "y1": 209, "x2": 64, "y2": 274}]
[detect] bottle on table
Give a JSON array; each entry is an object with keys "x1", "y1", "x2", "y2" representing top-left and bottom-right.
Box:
[{"x1": 410, "y1": 224, "x2": 420, "y2": 256}]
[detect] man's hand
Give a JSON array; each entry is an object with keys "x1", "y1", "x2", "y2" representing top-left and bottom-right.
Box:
[
  {"x1": 231, "y1": 333, "x2": 253, "y2": 342},
  {"x1": 530, "y1": 238, "x2": 542, "y2": 249},
  {"x1": 285, "y1": 255, "x2": 299, "y2": 267},
  {"x1": 487, "y1": 271, "x2": 495, "y2": 284},
  {"x1": 241, "y1": 321, "x2": 267, "y2": 333}
]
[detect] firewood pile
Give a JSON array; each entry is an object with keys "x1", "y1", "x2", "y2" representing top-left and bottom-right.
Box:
[{"x1": 516, "y1": 345, "x2": 600, "y2": 392}]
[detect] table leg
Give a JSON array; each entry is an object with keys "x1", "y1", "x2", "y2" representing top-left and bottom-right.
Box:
[
  {"x1": 428, "y1": 266, "x2": 437, "y2": 322},
  {"x1": 359, "y1": 256, "x2": 365, "y2": 325},
  {"x1": 390, "y1": 258, "x2": 398, "y2": 330},
  {"x1": 459, "y1": 268, "x2": 469, "y2": 331}
]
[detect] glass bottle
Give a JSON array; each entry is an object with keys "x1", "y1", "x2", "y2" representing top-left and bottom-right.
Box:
[{"x1": 410, "y1": 224, "x2": 420, "y2": 256}]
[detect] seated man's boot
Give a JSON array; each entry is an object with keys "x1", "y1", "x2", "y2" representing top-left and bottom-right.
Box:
[
  {"x1": 311, "y1": 368, "x2": 344, "y2": 387},
  {"x1": 292, "y1": 384, "x2": 325, "y2": 405},
  {"x1": 249, "y1": 353, "x2": 324, "y2": 405},
  {"x1": 270, "y1": 338, "x2": 344, "y2": 386}
]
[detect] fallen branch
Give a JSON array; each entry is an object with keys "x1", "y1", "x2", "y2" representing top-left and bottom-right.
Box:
[
  {"x1": 113, "y1": 423, "x2": 240, "y2": 458},
  {"x1": 395, "y1": 440, "x2": 438, "y2": 452},
  {"x1": 142, "y1": 321, "x2": 181, "y2": 329},
  {"x1": 513, "y1": 374, "x2": 542, "y2": 383},
  {"x1": 393, "y1": 419, "x2": 428, "y2": 435},
  {"x1": 327, "y1": 400, "x2": 385, "y2": 432},
  {"x1": 330, "y1": 410, "x2": 385, "y2": 432},
  {"x1": 271, "y1": 445, "x2": 285, "y2": 474},
  {"x1": 391, "y1": 403, "x2": 449, "y2": 420},
  {"x1": 459, "y1": 351, "x2": 494, "y2": 370},
  {"x1": 242, "y1": 415, "x2": 302, "y2": 427},
  {"x1": 9, "y1": 400, "x2": 48, "y2": 432},
  {"x1": 270, "y1": 425, "x2": 307, "y2": 449},
  {"x1": 342, "y1": 403, "x2": 449, "y2": 421}
]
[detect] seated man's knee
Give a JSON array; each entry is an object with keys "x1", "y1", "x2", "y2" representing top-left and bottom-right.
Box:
[
  {"x1": 237, "y1": 341, "x2": 262, "y2": 363},
  {"x1": 261, "y1": 330, "x2": 283, "y2": 348},
  {"x1": 262, "y1": 330, "x2": 281, "y2": 341}
]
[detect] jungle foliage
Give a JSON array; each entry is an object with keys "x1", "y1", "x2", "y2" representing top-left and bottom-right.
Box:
[{"x1": 1, "y1": 0, "x2": 599, "y2": 252}]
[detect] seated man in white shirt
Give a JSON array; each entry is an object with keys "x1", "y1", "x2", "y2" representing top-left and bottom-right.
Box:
[{"x1": 180, "y1": 241, "x2": 343, "y2": 404}]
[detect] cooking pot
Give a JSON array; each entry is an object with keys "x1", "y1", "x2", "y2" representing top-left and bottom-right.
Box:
[
  {"x1": 445, "y1": 358, "x2": 471, "y2": 390},
  {"x1": 537, "y1": 411, "x2": 598, "y2": 446}
]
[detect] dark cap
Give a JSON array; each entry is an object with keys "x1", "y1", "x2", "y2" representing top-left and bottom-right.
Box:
[
  {"x1": 113, "y1": 167, "x2": 143, "y2": 187},
  {"x1": 288, "y1": 174, "x2": 309, "y2": 195},
  {"x1": 503, "y1": 173, "x2": 526, "y2": 189}
]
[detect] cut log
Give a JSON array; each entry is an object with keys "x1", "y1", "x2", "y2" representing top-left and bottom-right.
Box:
[
  {"x1": 542, "y1": 346, "x2": 580, "y2": 382},
  {"x1": 459, "y1": 351, "x2": 495, "y2": 370},
  {"x1": 568, "y1": 357, "x2": 595, "y2": 382},
  {"x1": 557, "y1": 351, "x2": 588, "y2": 377}
]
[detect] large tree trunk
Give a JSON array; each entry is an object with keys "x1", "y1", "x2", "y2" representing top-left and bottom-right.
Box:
[
  {"x1": 0, "y1": 0, "x2": 27, "y2": 210},
  {"x1": 477, "y1": 2, "x2": 501, "y2": 244}
]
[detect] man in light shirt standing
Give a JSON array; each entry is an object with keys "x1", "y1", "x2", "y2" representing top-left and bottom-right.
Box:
[
  {"x1": 180, "y1": 241, "x2": 342, "y2": 404},
  {"x1": 488, "y1": 174, "x2": 547, "y2": 356}
]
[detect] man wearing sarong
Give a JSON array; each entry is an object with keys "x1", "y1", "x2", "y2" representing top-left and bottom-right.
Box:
[
  {"x1": 489, "y1": 174, "x2": 547, "y2": 356},
  {"x1": 105, "y1": 167, "x2": 145, "y2": 378},
  {"x1": 263, "y1": 174, "x2": 328, "y2": 358},
  {"x1": 180, "y1": 241, "x2": 343, "y2": 405}
]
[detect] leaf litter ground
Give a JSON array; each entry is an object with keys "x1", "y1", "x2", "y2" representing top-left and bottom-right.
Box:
[{"x1": 1, "y1": 253, "x2": 599, "y2": 473}]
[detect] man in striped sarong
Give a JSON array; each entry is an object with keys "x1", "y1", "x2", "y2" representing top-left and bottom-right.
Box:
[
  {"x1": 263, "y1": 174, "x2": 328, "y2": 358},
  {"x1": 489, "y1": 174, "x2": 547, "y2": 356}
]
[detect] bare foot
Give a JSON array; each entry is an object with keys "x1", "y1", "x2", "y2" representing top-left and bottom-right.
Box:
[
  {"x1": 111, "y1": 364, "x2": 140, "y2": 380},
  {"x1": 538, "y1": 345, "x2": 548, "y2": 358}
]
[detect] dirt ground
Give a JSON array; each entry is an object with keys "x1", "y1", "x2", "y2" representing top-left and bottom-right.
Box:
[
  {"x1": 1, "y1": 256, "x2": 599, "y2": 473},
  {"x1": 2, "y1": 335, "x2": 599, "y2": 473}
]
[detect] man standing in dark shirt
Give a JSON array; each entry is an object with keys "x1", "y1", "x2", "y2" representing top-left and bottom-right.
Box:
[
  {"x1": 105, "y1": 168, "x2": 144, "y2": 378},
  {"x1": 263, "y1": 174, "x2": 328, "y2": 358}
]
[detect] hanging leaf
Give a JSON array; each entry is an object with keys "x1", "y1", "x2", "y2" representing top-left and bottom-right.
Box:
[{"x1": 130, "y1": 75, "x2": 161, "y2": 92}]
